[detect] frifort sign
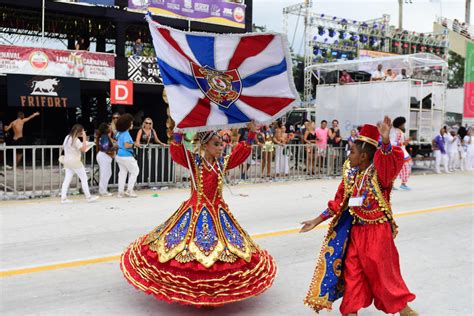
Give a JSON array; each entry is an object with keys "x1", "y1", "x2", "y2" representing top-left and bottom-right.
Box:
[{"x1": 7, "y1": 74, "x2": 81, "y2": 108}]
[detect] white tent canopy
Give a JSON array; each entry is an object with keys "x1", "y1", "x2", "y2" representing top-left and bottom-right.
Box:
[{"x1": 306, "y1": 53, "x2": 448, "y2": 74}]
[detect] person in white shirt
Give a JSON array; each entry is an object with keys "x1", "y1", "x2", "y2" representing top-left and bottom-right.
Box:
[
  {"x1": 395, "y1": 69, "x2": 409, "y2": 80},
  {"x1": 444, "y1": 128, "x2": 460, "y2": 171},
  {"x1": 371, "y1": 64, "x2": 385, "y2": 81},
  {"x1": 463, "y1": 128, "x2": 474, "y2": 170},
  {"x1": 60, "y1": 124, "x2": 98, "y2": 204},
  {"x1": 385, "y1": 69, "x2": 396, "y2": 81},
  {"x1": 458, "y1": 133, "x2": 466, "y2": 171}
]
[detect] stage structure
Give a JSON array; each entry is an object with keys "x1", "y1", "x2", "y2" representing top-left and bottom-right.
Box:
[
  {"x1": 307, "y1": 53, "x2": 448, "y2": 144},
  {"x1": 283, "y1": 1, "x2": 448, "y2": 105}
]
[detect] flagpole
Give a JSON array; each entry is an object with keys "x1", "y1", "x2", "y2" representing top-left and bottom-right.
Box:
[
  {"x1": 183, "y1": 144, "x2": 197, "y2": 190},
  {"x1": 42, "y1": 0, "x2": 45, "y2": 38}
]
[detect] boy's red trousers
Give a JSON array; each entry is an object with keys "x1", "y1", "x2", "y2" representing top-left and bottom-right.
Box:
[{"x1": 340, "y1": 222, "x2": 416, "y2": 314}]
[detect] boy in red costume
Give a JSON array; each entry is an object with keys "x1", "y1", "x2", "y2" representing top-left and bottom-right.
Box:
[{"x1": 300, "y1": 116, "x2": 417, "y2": 316}]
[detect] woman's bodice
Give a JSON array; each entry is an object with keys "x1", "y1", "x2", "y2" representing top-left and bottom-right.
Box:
[
  {"x1": 143, "y1": 136, "x2": 258, "y2": 268},
  {"x1": 140, "y1": 128, "x2": 155, "y2": 144}
]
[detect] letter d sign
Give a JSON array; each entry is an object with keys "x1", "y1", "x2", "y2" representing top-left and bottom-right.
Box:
[{"x1": 110, "y1": 80, "x2": 133, "y2": 105}]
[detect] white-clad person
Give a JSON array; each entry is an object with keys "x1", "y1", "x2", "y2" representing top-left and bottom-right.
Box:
[
  {"x1": 60, "y1": 124, "x2": 98, "y2": 204},
  {"x1": 95, "y1": 122, "x2": 117, "y2": 196},
  {"x1": 445, "y1": 128, "x2": 460, "y2": 172},
  {"x1": 115, "y1": 113, "x2": 140, "y2": 198},
  {"x1": 464, "y1": 128, "x2": 474, "y2": 170},
  {"x1": 384, "y1": 69, "x2": 396, "y2": 81},
  {"x1": 371, "y1": 64, "x2": 385, "y2": 81},
  {"x1": 457, "y1": 127, "x2": 467, "y2": 171}
]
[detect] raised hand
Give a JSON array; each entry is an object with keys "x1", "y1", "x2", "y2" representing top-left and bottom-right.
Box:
[{"x1": 377, "y1": 116, "x2": 392, "y2": 143}]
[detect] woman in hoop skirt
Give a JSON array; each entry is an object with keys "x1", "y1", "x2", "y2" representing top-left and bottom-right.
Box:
[{"x1": 121, "y1": 122, "x2": 277, "y2": 307}]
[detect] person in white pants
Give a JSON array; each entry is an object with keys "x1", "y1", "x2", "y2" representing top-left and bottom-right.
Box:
[
  {"x1": 60, "y1": 124, "x2": 98, "y2": 204},
  {"x1": 96, "y1": 122, "x2": 117, "y2": 196},
  {"x1": 444, "y1": 128, "x2": 460, "y2": 172},
  {"x1": 114, "y1": 114, "x2": 140, "y2": 198},
  {"x1": 273, "y1": 123, "x2": 290, "y2": 177},
  {"x1": 464, "y1": 128, "x2": 474, "y2": 170},
  {"x1": 432, "y1": 128, "x2": 449, "y2": 174},
  {"x1": 458, "y1": 139, "x2": 466, "y2": 171}
]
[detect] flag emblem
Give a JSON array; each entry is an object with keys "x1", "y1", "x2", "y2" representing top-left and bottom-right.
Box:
[{"x1": 191, "y1": 63, "x2": 242, "y2": 109}]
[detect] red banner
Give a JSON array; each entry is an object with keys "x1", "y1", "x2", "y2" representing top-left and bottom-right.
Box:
[
  {"x1": 464, "y1": 42, "x2": 474, "y2": 118},
  {"x1": 464, "y1": 82, "x2": 474, "y2": 118},
  {"x1": 0, "y1": 45, "x2": 115, "y2": 81}
]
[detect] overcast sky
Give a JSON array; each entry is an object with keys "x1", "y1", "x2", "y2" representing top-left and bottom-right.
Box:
[
  {"x1": 1, "y1": 0, "x2": 471, "y2": 52},
  {"x1": 253, "y1": 0, "x2": 472, "y2": 55}
]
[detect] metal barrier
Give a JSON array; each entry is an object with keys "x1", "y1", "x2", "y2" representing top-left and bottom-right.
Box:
[
  {"x1": 222, "y1": 144, "x2": 347, "y2": 183},
  {"x1": 0, "y1": 144, "x2": 347, "y2": 200}
]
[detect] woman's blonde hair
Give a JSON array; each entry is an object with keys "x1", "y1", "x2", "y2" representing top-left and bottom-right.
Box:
[
  {"x1": 68, "y1": 124, "x2": 84, "y2": 145},
  {"x1": 141, "y1": 117, "x2": 153, "y2": 129}
]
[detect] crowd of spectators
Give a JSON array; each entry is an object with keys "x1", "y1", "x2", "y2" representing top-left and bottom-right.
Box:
[
  {"x1": 338, "y1": 63, "x2": 411, "y2": 85},
  {"x1": 5, "y1": 109, "x2": 473, "y2": 199},
  {"x1": 443, "y1": 18, "x2": 471, "y2": 40}
]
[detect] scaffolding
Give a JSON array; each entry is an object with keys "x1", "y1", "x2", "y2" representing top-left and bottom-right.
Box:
[
  {"x1": 307, "y1": 53, "x2": 448, "y2": 143},
  {"x1": 283, "y1": 2, "x2": 448, "y2": 106},
  {"x1": 284, "y1": 2, "x2": 388, "y2": 105}
]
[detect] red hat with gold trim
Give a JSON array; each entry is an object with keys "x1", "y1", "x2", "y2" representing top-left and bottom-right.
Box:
[{"x1": 357, "y1": 124, "x2": 379, "y2": 147}]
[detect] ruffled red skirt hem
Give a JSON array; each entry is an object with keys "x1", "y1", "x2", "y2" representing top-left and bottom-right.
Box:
[{"x1": 120, "y1": 237, "x2": 277, "y2": 306}]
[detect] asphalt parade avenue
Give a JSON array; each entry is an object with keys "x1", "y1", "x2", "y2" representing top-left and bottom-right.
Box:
[{"x1": 0, "y1": 171, "x2": 473, "y2": 316}]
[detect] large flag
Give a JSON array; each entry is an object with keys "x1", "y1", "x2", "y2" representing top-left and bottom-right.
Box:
[{"x1": 147, "y1": 16, "x2": 299, "y2": 131}]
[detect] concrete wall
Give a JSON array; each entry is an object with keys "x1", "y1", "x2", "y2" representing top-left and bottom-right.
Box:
[
  {"x1": 433, "y1": 22, "x2": 467, "y2": 57},
  {"x1": 446, "y1": 88, "x2": 474, "y2": 127},
  {"x1": 446, "y1": 88, "x2": 464, "y2": 113}
]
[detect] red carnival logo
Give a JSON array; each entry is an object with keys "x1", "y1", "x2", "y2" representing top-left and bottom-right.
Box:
[
  {"x1": 29, "y1": 51, "x2": 49, "y2": 70},
  {"x1": 233, "y1": 7, "x2": 245, "y2": 23}
]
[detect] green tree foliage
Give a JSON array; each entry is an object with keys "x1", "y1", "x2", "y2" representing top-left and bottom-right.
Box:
[{"x1": 448, "y1": 51, "x2": 465, "y2": 88}]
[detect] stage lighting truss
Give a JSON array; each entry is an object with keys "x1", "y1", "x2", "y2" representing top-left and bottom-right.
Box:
[
  {"x1": 388, "y1": 27, "x2": 447, "y2": 47},
  {"x1": 283, "y1": 2, "x2": 448, "y2": 104},
  {"x1": 310, "y1": 13, "x2": 389, "y2": 39},
  {"x1": 388, "y1": 27, "x2": 447, "y2": 56},
  {"x1": 311, "y1": 40, "x2": 356, "y2": 60}
]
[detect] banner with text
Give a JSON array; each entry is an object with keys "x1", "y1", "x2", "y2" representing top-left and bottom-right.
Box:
[
  {"x1": 128, "y1": 0, "x2": 246, "y2": 29},
  {"x1": 359, "y1": 49, "x2": 399, "y2": 59},
  {"x1": 128, "y1": 56, "x2": 163, "y2": 84},
  {"x1": 60, "y1": 0, "x2": 115, "y2": 5},
  {"x1": 0, "y1": 45, "x2": 115, "y2": 81},
  {"x1": 7, "y1": 74, "x2": 81, "y2": 108},
  {"x1": 445, "y1": 112, "x2": 463, "y2": 127},
  {"x1": 464, "y1": 41, "x2": 474, "y2": 118}
]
